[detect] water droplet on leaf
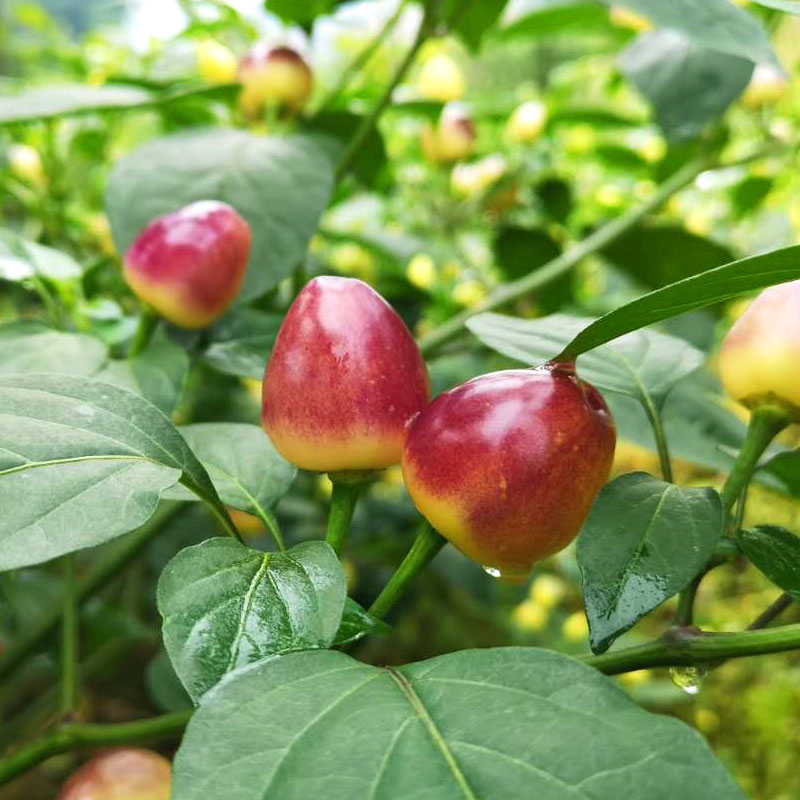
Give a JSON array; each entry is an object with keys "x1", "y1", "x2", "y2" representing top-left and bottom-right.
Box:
[{"x1": 669, "y1": 665, "x2": 706, "y2": 695}]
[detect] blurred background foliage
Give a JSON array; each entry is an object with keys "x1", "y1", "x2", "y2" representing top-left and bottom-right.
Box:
[{"x1": 1, "y1": 0, "x2": 800, "y2": 798}]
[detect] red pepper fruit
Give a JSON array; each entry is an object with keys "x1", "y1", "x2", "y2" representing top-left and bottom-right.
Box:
[
  {"x1": 124, "y1": 200, "x2": 251, "y2": 330},
  {"x1": 262, "y1": 276, "x2": 430, "y2": 472},
  {"x1": 402, "y1": 364, "x2": 616, "y2": 580},
  {"x1": 58, "y1": 748, "x2": 171, "y2": 800}
]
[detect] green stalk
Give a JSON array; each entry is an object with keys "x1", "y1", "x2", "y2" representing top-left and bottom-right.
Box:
[
  {"x1": 128, "y1": 307, "x2": 160, "y2": 358},
  {"x1": 641, "y1": 393, "x2": 672, "y2": 482},
  {"x1": 583, "y1": 623, "x2": 800, "y2": 675},
  {"x1": 325, "y1": 479, "x2": 364, "y2": 555},
  {"x1": 59, "y1": 554, "x2": 79, "y2": 720},
  {"x1": 0, "y1": 712, "x2": 192, "y2": 787},
  {"x1": 369, "y1": 522, "x2": 446, "y2": 619}
]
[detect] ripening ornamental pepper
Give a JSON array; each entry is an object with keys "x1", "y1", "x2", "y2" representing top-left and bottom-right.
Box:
[
  {"x1": 718, "y1": 279, "x2": 800, "y2": 420},
  {"x1": 421, "y1": 103, "x2": 476, "y2": 164},
  {"x1": 402, "y1": 364, "x2": 616, "y2": 581},
  {"x1": 238, "y1": 44, "x2": 313, "y2": 118},
  {"x1": 58, "y1": 748, "x2": 171, "y2": 800},
  {"x1": 262, "y1": 276, "x2": 430, "y2": 472},
  {"x1": 123, "y1": 200, "x2": 251, "y2": 329}
]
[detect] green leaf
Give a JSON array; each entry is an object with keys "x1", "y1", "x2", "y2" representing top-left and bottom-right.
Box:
[
  {"x1": 620, "y1": 32, "x2": 753, "y2": 141},
  {"x1": 598, "y1": 0, "x2": 778, "y2": 66},
  {"x1": 0, "y1": 322, "x2": 107, "y2": 376},
  {"x1": 165, "y1": 423, "x2": 296, "y2": 516},
  {"x1": 738, "y1": 526, "x2": 800, "y2": 602},
  {"x1": 202, "y1": 310, "x2": 282, "y2": 380},
  {"x1": 444, "y1": 0, "x2": 508, "y2": 50},
  {"x1": 0, "y1": 374, "x2": 220, "y2": 570},
  {"x1": 96, "y1": 329, "x2": 188, "y2": 415},
  {"x1": 106, "y1": 130, "x2": 334, "y2": 302},
  {"x1": 333, "y1": 598, "x2": 390, "y2": 646},
  {"x1": 603, "y1": 222, "x2": 734, "y2": 288},
  {"x1": 579, "y1": 473, "x2": 723, "y2": 654},
  {"x1": 752, "y1": 0, "x2": 800, "y2": 11},
  {"x1": 146, "y1": 648, "x2": 194, "y2": 713},
  {"x1": 173, "y1": 648, "x2": 745, "y2": 799},
  {"x1": 467, "y1": 312, "x2": 703, "y2": 406},
  {"x1": 497, "y1": 2, "x2": 625, "y2": 43},
  {"x1": 0, "y1": 229, "x2": 83, "y2": 283},
  {"x1": 265, "y1": 0, "x2": 349, "y2": 25},
  {"x1": 556, "y1": 244, "x2": 800, "y2": 358},
  {"x1": 158, "y1": 538, "x2": 346, "y2": 703}
]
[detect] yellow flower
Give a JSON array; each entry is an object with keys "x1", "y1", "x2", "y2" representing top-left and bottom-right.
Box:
[
  {"x1": 561, "y1": 610, "x2": 589, "y2": 641},
  {"x1": 407, "y1": 253, "x2": 437, "y2": 290},
  {"x1": 453, "y1": 279, "x2": 487, "y2": 307},
  {"x1": 417, "y1": 54, "x2": 465, "y2": 102},
  {"x1": 197, "y1": 39, "x2": 238, "y2": 85},
  {"x1": 450, "y1": 154, "x2": 506, "y2": 198},
  {"x1": 511, "y1": 601, "x2": 548, "y2": 632},
  {"x1": 7, "y1": 143, "x2": 45, "y2": 186},
  {"x1": 507, "y1": 101, "x2": 547, "y2": 143}
]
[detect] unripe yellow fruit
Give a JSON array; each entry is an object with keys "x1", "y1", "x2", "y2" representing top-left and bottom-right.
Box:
[
  {"x1": 511, "y1": 600, "x2": 548, "y2": 632},
  {"x1": 238, "y1": 44, "x2": 313, "y2": 117},
  {"x1": 406, "y1": 253, "x2": 437, "y2": 290},
  {"x1": 421, "y1": 103, "x2": 476, "y2": 164},
  {"x1": 7, "y1": 143, "x2": 45, "y2": 186},
  {"x1": 718, "y1": 280, "x2": 800, "y2": 419},
  {"x1": 529, "y1": 574, "x2": 567, "y2": 609},
  {"x1": 452, "y1": 279, "x2": 486, "y2": 308},
  {"x1": 417, "y1": 54, "x2": 465, "y2": 102},
  {"x1": 561, "y1": 610, "x2": 589, "y2": 642},
  {"x1": 450, "y1": 154, "x2": 506, "y2": 198},
  {"x1": 506, "y1": 101, "x2": 547, "y2": 143},
  {"x1": 196, "y1": 39, "x2": 238, "y2": 84},
  {"x1": 742, "y1": 64, "x2": 788, "y2": 110}
]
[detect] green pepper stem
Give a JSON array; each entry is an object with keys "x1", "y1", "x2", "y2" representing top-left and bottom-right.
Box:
[
  {"x1": 369, "y1": 522, "x2": 447, "y2": 620},
  {"x1": 128, "y1": 307, "x2": 160, "y2": 358},
  {"x1": 60, "y1": 554, "x2": 79, "y2": 719},
  {"x1": 325, "y1": 479, "x2": 363, "y2": 555}
]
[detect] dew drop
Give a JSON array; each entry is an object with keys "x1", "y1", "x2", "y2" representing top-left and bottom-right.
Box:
[
  {"x1": 669, "y1": 665, "x2": 707, "y2": 695},
  {"x1": 482, "y1": 565, "x2": 502, "y2": 579}
]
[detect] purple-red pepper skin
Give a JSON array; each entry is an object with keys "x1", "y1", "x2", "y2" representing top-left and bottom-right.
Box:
[
  {"x1": 262, "y1": 276, "x2": 430, "y2": 472},
  {"x1": 124, "y1": 200, "x2": 251, "y2": 330},
  {"x1": 402, "y1": 365, "x2": 616, "y2": 580},
  {"x1": 58, "y1": 748, "x2": 171, "y2": 800}
]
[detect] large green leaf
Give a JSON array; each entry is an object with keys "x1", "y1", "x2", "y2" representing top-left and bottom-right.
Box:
[
  {"x1": 467, "y1": 312, "x2": 703, "y2": 406},
  {"x1": 556, "y1": 245, "x2": 800, "y2": 359},
  {"x1": 0, "y1": 323, "x2": 107, "y2": 376},
  {"x1": 106, "y1": 130, "x2": 334, "y2": 301},
  {"x1": 158, "y1": 538, "x2": 346, "y2": 702},
  {"x1": 752, "y1": 0, "x2": 800, "y2": 11},
  {"x1": 598, "y1": 0, "x2": 778, "y2": 66},
  {"x1": 602, "y1": 222, "x2": 734, "y2": 288},
  {"x1": 0, "y1": 229, "x2": 83, "y2": 283},
  {"x1": 0, "y1": 375, "x2": 220, "y2": 570},
  {"x1": 620, "y1": 32, "x2": 753, "y2": 141},
  {"x1": 96, "y1": 329, "x2": 189, "y2": 415},
  {"x1": 173, "y1": 648, "x2": 744, "y2": 799},
  {"x1": 444, "y1": 0, "x2": 508, "y2": 50},
  {"x1": 497, "y1": 1, "x2": 625, "y2": 43},
  {"x1": 202, "y1": 308, "x2": 282, "y2": 380},
  {"x1": 265, "y1": 0, "x2": 349, "y2": 25},
  {"x1": 165, "y1": 423, "x2": 296, "y2": 516},
  {"x1": 579, "y1": 473, "x2": 723, "y2": 653},
  {"x1": 738, "y1": 526, "x2": 800, "y2": 602},
  {"x1": 333, "y1": 598, "x2": 390, "y2": 646}
]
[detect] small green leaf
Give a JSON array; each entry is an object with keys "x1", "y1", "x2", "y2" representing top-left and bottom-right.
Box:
[
  {"x1": 579, "y1": 473, "x2": 723, "y2": 653},
  {"x1": 752, "y1": 0, "x2": 800, "y2": 11},
  {"x1": 0, "y1": 322, "x2": 107, "y2": 376},
  {"x1": 202, "y1": 309, "x2": 282, "y2": 380},
  {"x1": 333, "y1": 598, "x2": 391, "y2": 646},
  {"x1": 264, "y1": 0, "x2": 349, "y2": 25},
  {"x1": 739, "y1": 526, "x2": 800, "y2": 602},
  {"x1": 620, "y1": 32, "x2": 753, "y2": 141},
  {"x1": 497, "y1": 2, "x2": 625, "y2": 43},
  {"x1": 96, "y1": 329, "x2": 189, "y2": 415},
  {"x1": 106, "y1": 130, "x2": 334, "y2": 302},
  {"x1": 164, "y1": 423, "x2": 296, "y2": 516},
  {"x1": 0, "y1": 374, "x2": 220, "y2": 569},
  {"x1": 173, "y1": 648, "x2": 745, "y2": 800},
  {"x1": 557, "y1": 245, "x2": 800, "y2": 358},
  {"x1": 467, "y1": 312, "x2": 703, "y2": 406},
  {"x1": 444, "y1": 0, "x2": 508, "y2": 50},
  {"x1": 0, "y1": 229, "x2": 84, "y2": 283},
  {"x1": 158, "y1": 538, "x2": 347, "y2": 702}
]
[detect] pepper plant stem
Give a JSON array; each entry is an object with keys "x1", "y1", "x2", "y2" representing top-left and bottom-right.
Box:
[
  {"x1": 369, "y1": 522, "x2": 446, "y2": 619},
  {"x1": 128, "y1": 307, "x2": 160, "y2": 358},
  {"x1": 59, "y1": 554, "x2": 79, "y2": 719},
  {"x1": 582, "y1": 623, "x2": 800, "y2": 675},
  {"x1": 748, "y1": 592, "x2": 795, "y2": 630},
  {"x1": 325, "y1": 480, "x2": 363, "y2": 555},
  {"x1": 0, "y1": 712, "x2": 192, "y2": 788}
]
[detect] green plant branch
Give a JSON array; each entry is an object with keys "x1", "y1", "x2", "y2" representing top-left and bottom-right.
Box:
[
  {"x1": 318, "y1": 0, "x2": 407, "y2": 110},
  {"x1": 417, "y1": 146, "x2": 790, "y2": 356},
  {"x1": 369, "y1": 522, "x2": 447, "y2": 619},
  {"x1": 334, "y1": 7, "x2": 434, "y2": 181},
  {"x1": 128, "y1": 307, "x2": 160, "y2": 358},
  {"x1": 325, "y1": 476, "x2": 367, "y2": 555},
  {"x1": 582, "y1": 623, "x2": 800, "y2": 675},
  {"x1": 0, "y1": 502, "x2": 182, "y2": 682},
  {"x1": 204, "y1": 496, "x2": 244, "y2": 544},
  {"x1": 641, "y1": 393, "x2": 672, "y2": 483},
  {"x1": 748, "y1": 593, "x2": 795, "y2": 630},
  {"x1": 59, "y1": 554, "x2": 79, "y2": 720},
  {"x1": 0, "y1": 711, "x2": 192, "y2": 788}
]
